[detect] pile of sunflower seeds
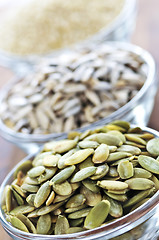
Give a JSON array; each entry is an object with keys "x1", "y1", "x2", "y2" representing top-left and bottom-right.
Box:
[
  {"x1": 2, "y1": 120, "x2": 159, "y2": 235},
  {"x1": 0, "y1": 44, "x2": 147, "y2": 134}
]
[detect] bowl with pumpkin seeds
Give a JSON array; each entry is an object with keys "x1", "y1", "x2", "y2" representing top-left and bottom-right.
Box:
[
  {"x1": 1, "y1": 120, "x2": 159, "y2": 240},
  {"x1": 0, "y1": 42, "x2": 157, "y2": 154}
]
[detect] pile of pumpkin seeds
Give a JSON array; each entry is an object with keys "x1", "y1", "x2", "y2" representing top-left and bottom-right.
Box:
[
  {"x1": 2, "y1": 120, "x2": 159, "y2": 236},
  {"x1": 0, "y1": 44, "x2": 147, "y2": 134}
]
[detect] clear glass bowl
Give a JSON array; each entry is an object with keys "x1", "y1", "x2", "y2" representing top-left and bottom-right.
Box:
[
  {"x1": 0, "y1": 125, "x2": 159, "y2": 240},
  {"x1": 0, "y1": 42, "x2": 157, "y2": 154},
  {"x1": 0, "y1": 0, "x2": 137, "y2": 74}
]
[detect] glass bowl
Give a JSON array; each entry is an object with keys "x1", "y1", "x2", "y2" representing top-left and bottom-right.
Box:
[
  {"x1": 0, "y1": 42, "x2": 157, "y2": 154},
  {"x1": 0, "y1": 125, "x2": 159, "y2": 240},
  {"x1": 0, "y1": 0, "x2": 137, "y2": 74}
]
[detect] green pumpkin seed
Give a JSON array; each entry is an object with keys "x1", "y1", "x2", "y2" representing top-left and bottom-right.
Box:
[
  {"x1": 78, "y1": 140, "x2": 99, "y2": 149},
  {"x1": 107, "y1": 130, "x2": 126, "y2": 143},
  {"x1": 12, "y1": 184, "x2": 26, "y2": 198},
  {"x1": 117, "y1": 160, "x2": 134, "y2": 179},
  {"x1": 79, "y1": 129, "x2": 92, "y2": 140},
  {"x1": 92, "y1": 144, "x2": 109, "y2": 164},
  {"x1": 123, "y1": 188, "x2": 154, "y2": 208},
  {"x1": 10, "y1": 205, "x2": 35, "y2": 215},
  {"x1": 150, "y1": 175, "x2": 159, "y2": 190},
  {"x1": 103, "y1": 195, "x2": 123, "y2": 218},
  {"x1": 146, "y1": 138, "x2": 159, "y2": 157},
  {"x1": 53, "y1": 180, "x2": 72, "y2": 196},
  {"x1": 26, "y1": 194, "x2": 36, "y2": 206},
  {"x1": 107, "y1": 152, "x2": 132, "y2": 162},
  {"x1": 21, "y1": 183, "x2": 39, "y2": 193},
  {"x1": 79, "y1": 157, "x2": 94, "y2": 170},
  {"x1": 69, "y1": 218, "x2": 84, "y2": 227},
  {"x1": 80, "y1": 186, "x2": 102, "y2": 206},
  {"x1": 82, "y1": 179, "x2": 100, "y2": 193},
  {"x1": 67, "y1": 227, "x2": 84, "y2": 234},
  {"x1": 37, "y1": 202, "x2": 64, "y2": 216},
  {"x1": 70, "y1": 182, "x2": 80, "y2": 192},
  {"x1": 65, "y1": 205, "x2": 87, "y2": 214},
  {"x1": 27, "y1": 209, "x2": 39, "y2": 218},
  {"x1": 90, "y1": 164, "x2": 109, "y2": 180},
  {"x1": 5, "y1": 185, "x2": 12, "y2": 212},
  {"x1": 10, "y1": 215, "x2": 29, "y2": 232},
  {"x1": 107, "y1": 189, "x2": 128, "y2": 195},
  {"x1": 133, "y1": 168, "x2": 152, "y2": 178},
  {"x1": 16, "y1": 213, "x2": 36, "y2": 234},
  {"x1": 109, "y1": 120, "x2": 130, "y2": 131},
  {"x1": 108, "y1": 146, "x2": 118, "y2": 153},
  {"x1": 46, "y1": 191, "x2": 55, "y2": 206},
  {"x1": 105, "y1": 124, "x2": 126, "y2": 133},
  {"x1": 117, "y1": 145, "x2": 141, "y2": 155},
  {"x1": 12, "y1": 189, "x2": 24, "y2": 206},
  {"x1": 37, "y1": 214, "x2": 52, "y2": 234},
  {"x1": 50, "y1": 165, "x2": 75, "y2": 184},
  {"x1": 84, "y1": 200, "x2": 110, "y2": 229},
  {"x1": 138, "y1": 155, "x2": 159, "y2": 174},
  {"x1": 68, "y1": 208, "x2": 91, "y2": 219},
  {"x1": 97, "y1": 180, "x2": 128, "y2": 191},
  {"x1": 85, "y1": 133, "x2": 122, "y2": 146},
  {"x1": 66, "y1": 194, "x2": 86, "y2": 208},
  {"x1": 32, "y1": 152, "x2": 53, "y2": 167},
  {"x1": 104, "y1": 191, "x2": 128, "y2": 202},
  {"x1": 125, "y1": 178, "x2": 154, "y2": 190},
  {"x1": 43, "y1": 154, "x2": 59, "y2": 167},
  {"x1": 14, "y1": 160, "x2": 32, "y2": 179},
  {"x1": 125, "y1": 141, "x2": 145, "y2": 149},
  {"x1": 53, "y1": 194, "x2": 72, "y2": 204},
  {"x1": 58, "y1": 149, "x2": 78, "y2": 169},
  {"x1": 28, "y1": 166, "x2": 45, "y2": 178},
  {"x1": 54, "y1": 215, "x2": 69, "y2": 235},
  {"x1": 68, "y1": 131, "x2": 81, "y2": 140},
  {"x1": 71, "y1": 166, "x2": 96, "y2": 183},
  {"x1": 38, "y1": 167, "x2": 57, "y2": 183},
  {"x1": 125, "y1": 134, "x2": 147, "y2": 145},
  {"x1": 34, "y1": 181, "x2": 51, "y2": 208},
  {"x1": 43, "y1": 139, "x2": 77, "y2": 153},
  {"x1": 64, "y1": 149, "x2": 94, "y2": 166}
]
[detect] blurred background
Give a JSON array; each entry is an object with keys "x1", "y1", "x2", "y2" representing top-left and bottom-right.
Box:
[{"x1": 0, "y1": 0, "x2": 159, "y2": 238}]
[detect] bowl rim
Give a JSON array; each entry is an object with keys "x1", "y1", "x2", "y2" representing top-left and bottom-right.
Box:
[
  {"x1": 0, "y1": 124, "x2": 159, "y2": 239},
  {"x1": 0, "y1": 41, "x2": 157, "y2": 143}
]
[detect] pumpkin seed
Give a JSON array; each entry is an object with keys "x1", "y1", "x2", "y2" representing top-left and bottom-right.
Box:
[
  {"x1": 16, "y1": 213, "x2": 36, "y2": 234},
  {"x1": 46, "y1": 191, "x2": 55, "y2": 206},
  {"x1": 34, "y1": 181, "x2": 51, "y2": 208},
  {"x1": 110, "y1": 120, "x2": 130, "y2": 131},
  {"x1": 65, "y1": 205, "x2": 87, "y2": 214},
  {"x1": 53, "y1": 194, "x2": 72, "y2": 204},
  {"x1": 43, "y1": 154, "x2": 59, "y2": 167},
  {"x1": 67, "y1": 227, "x2": 85, "y2": 234},
  {"x1": 10, "y1": 205, "x2": 35, "y2": 215},
  {"x1": 5, "y1": 185, "x2": 12, "y2": 212},
  {"x1": 66, "y1": 194, "x2": 86, "y2": 208},
  {"x1": 107, "y1": 166, "x2": 119, "y2": 177},
  {"x1": 78, "y1": 140, "x2": 99, "y2": 149},
  {"x1": 117, "y1": 145, "x2": 141, "y2": 155},
  {"x1": 12, "y1": 184, "x2": 26, "y2": 198},
  {"x1": 125, "y1": 178, "x2": 154, "y2": 190},
  {"x1": 117, "y1": 160, "x2": 134, "y2": 179},
  {"x1": 53, "y1": 180, "x2": 72, "y2": 195},
  {"x1": 12, "y1": 189, "x2": 24, "y2": 206},
  {"x1": 37, "y1": 202, "x2": 64, "y2": 216},
  {"x1": 32, "y1": 152, "x2": 53, "y2": 167},
  {"x1": 150, "y1": 175, "x2": 159, "y2": 190},
  {"x1": 92, "y1": 144, "x2": 109, "y2": 164},
  {"x1": 37, "y1": 214, "x2": 52, "y2": 234},
  {"x1": 79, "y1": 157, "x2": 94, "y2": 169},
  {"x1": 146, "y1": 138, "x2": 159, "y2": 157},
  {"x1": 54, "y1": 215, "x2": 69, "y2": 235},
  {"x1": 133, "y1": 168, "x2": 152, "y2": 178},
  {"x1": 104, "y1": 191, "x2": 128, "y2": 202},
  {"x1": 85, "y1": 133, "x2": 122, "y2": 146},
  {"x1": 68, "y1": 208, "x2": 91, "y2": 219},
  {"x1": 138, "y1": 155, "x2": 159, "y2": 174},
  {"x1": 84, "y1": 200, "x2": 110, "y2": 229},
  {"x1": 21, "y1": 183, "x2": 39, "y2": 193},
  {"x1": 23, "y1": 176, "x2": 39, "y2": 185},
  {"x1": 125, "y1": 134, "x2": 147, "y2": 145},
  {"x1": 64, "y1": 148, "x2": 94, "y2": 166},
  {"x1": 10, "y1": 216, "x2": 29, "y2": 232},
  {"x1": 26, "y1": 194, "x2": 36, "y2": 206},
  {"x1": 43, "y1": 139, "x2": 77, "y2": 153},
  {"x1": 50, "y1": 165, "x2": 75, "y2": 184},
  {"x1": 103, "y1": 195, "x2": 123, "y2": 218},
  {"x1": 71, "y1": 166, "x2": 96, "y2": 183},
  {"x1": 69, "y1": 218, "x2": 84, "y2": 227},
  {"x1": 28, "y1": 166, "x2": 45, "y2": 178},
  {"x1": 107, "y1": 152, "x2": 132, "y2": 162},
  {"x1": 38, "y1": 167, "x2": 57, "y2": 183},
  {"x1": 107, "y1": 130, "x2": 126, "y2": 143},
  {"x1": 97, "y1": 180, "x2": 128, "y2": 191}
]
